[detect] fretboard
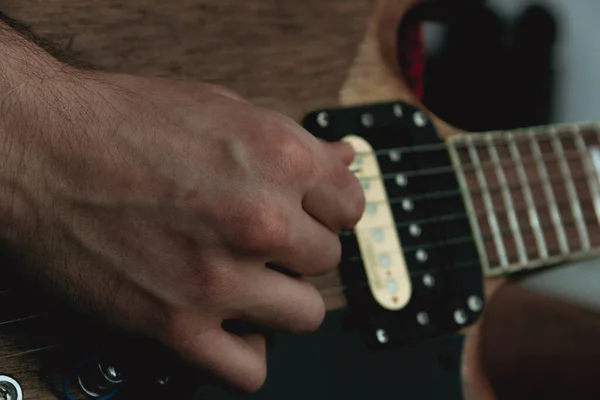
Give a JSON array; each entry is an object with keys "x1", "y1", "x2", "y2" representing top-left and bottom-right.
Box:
[{"x1": 448, "y1": 123, "x2": 600, "y2": 277}]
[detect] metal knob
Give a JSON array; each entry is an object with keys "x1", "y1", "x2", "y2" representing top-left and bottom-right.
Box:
[
  {"x1": 0, "y1": 376, "x2": 22, "y2": 400},
  {"x1": 77, "y1": 361, "x2": 124, "y2": 398}
]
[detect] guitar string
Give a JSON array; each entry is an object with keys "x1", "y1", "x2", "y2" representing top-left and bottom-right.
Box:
[
  {"x1": 356, "y1": 148, "x2": 592, "y2": 184},
  {"x1": 321, "y1": 214, "x2": 598, "y2": 297},
  {"x1": 1, "y1": 130, "x2": 599, "y2": 360},
  {"x1": 1, "y1": 212, "x2": 593, "y2": 331},
  {"x1": 0, "y1": 163, "x2": 596, "y2": 326},
  {"x1": 0, "y1": 344, "x2": 64, "y2": 360},
  {"x1": 3, "y1": 209, "x2": 588, "y2": 360},
  {"x1": 362, "y1": 173, "x2": 590, "y2": 210},
  {"x1": 336, "y1": 196, "x2": 594, "y2": 237},
  {"x1": 352, "y1": 126, "x2": 600, "y2": 157}
]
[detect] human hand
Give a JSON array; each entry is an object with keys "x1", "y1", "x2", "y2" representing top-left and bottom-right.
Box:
[{"x1": 0, "y1": 51, "x2": 364, "y2": 391}]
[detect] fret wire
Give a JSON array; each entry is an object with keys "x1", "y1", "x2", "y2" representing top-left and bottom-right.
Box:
[
  {"x1": 528, "y1": 129, "x2": 570, "y2": 254},
  {"x1": 507, "y1": 132, "x2": 548, "y2": 260},
  {"x1": 550, "y1": 127, "x2": 591, "y2": 251},
  {"x1": 466, "y1": 136, "x2": 509, "y2": 268},
  {"x1": 572, "y1": 124, "x2": 600, "y2": 227},
  {"x1": 447, "y1": 139, "x2": 490, "y2": 272},
  {"x1": 486, "y1": 135, "x2": 528, "y2": 265}
]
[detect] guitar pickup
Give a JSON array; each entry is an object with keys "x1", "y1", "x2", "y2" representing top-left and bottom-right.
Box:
[{"x1": 304, "y1": 101, "x2": 485, "y2": 346}]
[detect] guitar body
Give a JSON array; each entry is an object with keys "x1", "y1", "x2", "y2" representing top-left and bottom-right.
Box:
[{"x1": 0, "y1": 0, "x2": 496, "y2": 398}]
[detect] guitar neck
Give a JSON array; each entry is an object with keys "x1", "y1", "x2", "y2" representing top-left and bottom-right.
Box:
[{"x1": 448, "y1": 122, "x2": 600, "y2": 277}]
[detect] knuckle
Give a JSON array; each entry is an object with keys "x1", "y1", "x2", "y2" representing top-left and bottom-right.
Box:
[
  {"x1": 195, "y1": 267, "x2": 238, "y2": 303},
  {"x1": 267, "y1": 131, "x2": 315, "y2": 180},
  {"x1": 157, "y1": 310, "x2": 194, "y2": 351},
  {"x1": 232, "y1": 200, "x2": 291, "y2": 254}
]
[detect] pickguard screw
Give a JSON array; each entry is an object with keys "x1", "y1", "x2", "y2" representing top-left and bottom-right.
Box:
[
  {"x1": 393, "y1": 104, "x2": 403, "y2": 118},
  {"x1": 389, "y1": 149, "x2": 402, "y2": 162},
  {"x1": 157, "y1": 375, "x2": 171, "y2": 386},
  {"x1": 416, "y1": 312, "x2": 430, "y2": 326},
  {"x1": 361, "y1": 113, "x2": 375, "y2": 128},
  {"x1": 423, "y1": 273, "x2": 435, "y2": 288},
  {"x1": 413, "y1": 111, "x2": 428, "y2": 127},
  {"x1": 416, "y1": 249, "x2": 428, "y2": 263},
  {"x1": 409, "y1": 224, "x2": 422, "y2": 237},
  {"x1": 376, "y1": 329, "x2": 389, "y2": 344},
  {"x1": 402, "y1": 198, "x2": 414, "y2": 212},
  {"x1": 395, "y1": 174, "x2": 408, "y2": 187},
  {"x1": 454, "y1": 309, "x2": 468, "y2": 325},
  {"x1": 468, "y1": 295, "x2": 483, "y2": 312},
  {"x1": 316, "y1": 111, "x2": 329, "y2": 128}
]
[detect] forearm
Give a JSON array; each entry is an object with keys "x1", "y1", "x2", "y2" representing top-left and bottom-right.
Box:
[
  {"x1": 480, "y1": 284, "x2": 600, "y2": 400},
  {"x1": 0, "y1": 16, "x2": 82, "y2": 242}
]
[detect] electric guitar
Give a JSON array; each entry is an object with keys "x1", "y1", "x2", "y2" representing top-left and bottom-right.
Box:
[{"x1": 1, "y1": 0, "x2": 599, "y2": 399}]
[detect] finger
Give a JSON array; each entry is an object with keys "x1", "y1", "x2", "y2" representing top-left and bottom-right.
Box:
[
  {"x1": 243, "y1": 333, "x2": 266, "y2": 356},
  {"x1": 176, "y1": 324, "x2": 267, "y2": 393},
  {"x1": 230, "y1": 266, "x2": 325, "y2": 333},
  {"x1": 270, "y1": 210, "x2": 341, "y2": 276},
  {"x1": 323, "y1": 140, "x2": 355, "y2": 166},
  {"x1": 302, "y1": 160, "x2": 365, "y2": 231}
]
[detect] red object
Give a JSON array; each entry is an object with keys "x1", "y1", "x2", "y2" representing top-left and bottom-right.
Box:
[{"x1": 398, "y1": 20, "x2": 425, "y2": 100}]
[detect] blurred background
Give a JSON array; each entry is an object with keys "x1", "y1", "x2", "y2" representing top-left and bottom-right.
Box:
[{"x1": 419, "y1": 0, "x2": 600, "y2": 131}]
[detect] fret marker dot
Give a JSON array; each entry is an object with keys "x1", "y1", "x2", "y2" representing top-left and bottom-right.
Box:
[
  {"x1": 372, "y1": 228, "x2": 385, "y2": 242},
  {"x1": 402, "y1": 199, "x2": 414, "y2": 212},
  {"x1": 416, "y1": 249, "x2": 428, "y2": 263},
  {"x1": 389, "y1": 150, "x2": 402, "y2": 163},
  {"x1": 379, "y1": 254, "x2": 391, "y2": 268},
  {"x1": 409, "y1": 224, "x2": 422, "y2": 237},
  {"x1": 395, "y1": 174, "x2": 408, "y2": 187},
  {"x1": 454, "y1": 309, "x2": 468, "y2": 325},
  {"x1": 423, "y1": 274, "x2": 435, "y2": 288},
  {"x1": 366, "y1": 203, "x2": 377, "y2": 215},
  {"x1": 416, "y1": 311, "x2": 430, "y2": 326}
]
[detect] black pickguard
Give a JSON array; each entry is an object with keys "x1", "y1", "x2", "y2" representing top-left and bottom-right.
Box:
[{"x1": 303, "y1": 101, "x2": 484, "y2": 346}]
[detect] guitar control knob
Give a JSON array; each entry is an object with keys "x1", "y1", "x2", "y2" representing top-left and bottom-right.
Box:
[
  {"x1": 0, "y1": 376, "x2": 22, "y2": 400},
  {"x1": 77, "y1": 360, "x2": 124, "y2": 398}
]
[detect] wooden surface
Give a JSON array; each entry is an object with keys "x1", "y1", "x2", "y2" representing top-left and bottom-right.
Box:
[{"x1": 0, "y1": 0, "x2": 452, "y2": 398}]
